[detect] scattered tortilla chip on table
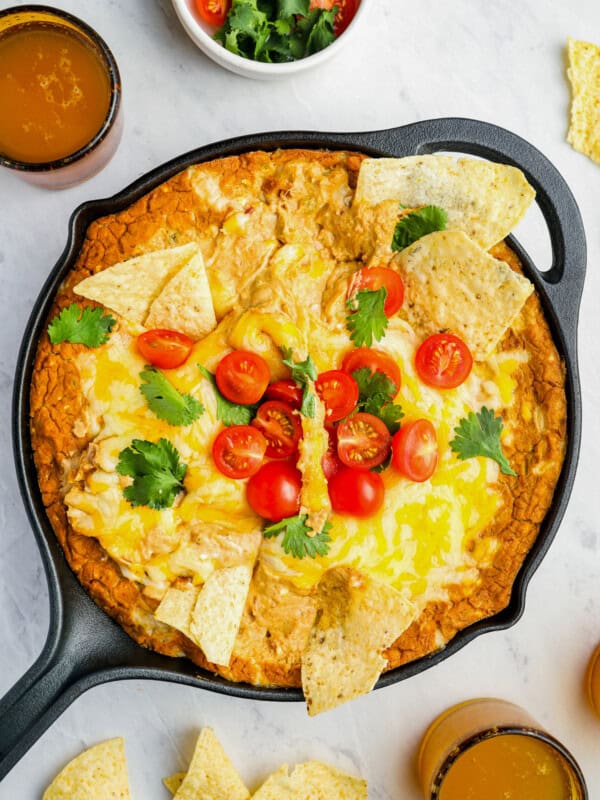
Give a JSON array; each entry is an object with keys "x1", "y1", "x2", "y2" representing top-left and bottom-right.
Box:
[
  {"x1": 251, "y1": 765, "x2": 294, "y2": 799},
  {"x1": 172, "y1": 728, "x2": 250, "y2": 800},
  {"x1": 354, "y1": 155, "x2": 535, "y2": 250},
  {"x1": 291, "y1": 761, "x2": 368, "y2": 800},
  {"x1": 154, "y1": 581, "x2": 199, "y2": 640},
  {"x1": 567, "y1": 37, "x2": 600, "y2": 164},
  {"x1": 395, "y1": 230, "x2": 533, "y2": 360},
  {"x1": 42, "y1": 738, "x2": 131, "y2": 800},
  {"x1": 163, "y1": 771, "x2": 187, "y2": 794},
  {"x1": 301, "y1": 566, "x2": 416, "y2": 716}
]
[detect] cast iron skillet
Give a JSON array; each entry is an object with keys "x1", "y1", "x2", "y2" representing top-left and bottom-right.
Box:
[{"x1": 0, "y1": 118, "x2": 586, "y2": 779}]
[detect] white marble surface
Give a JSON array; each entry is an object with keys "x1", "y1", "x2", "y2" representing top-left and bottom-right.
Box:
[{"x1": 1, "y1": 0, "x2": 600, "y2": 796}]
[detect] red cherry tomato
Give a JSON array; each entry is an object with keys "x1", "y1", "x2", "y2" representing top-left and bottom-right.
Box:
[
  {"x1": 341, "y1": 347, "x2": 402, "y2": 395},
  {"x1": 315, "y1": 370, "x2": 359, "y2": 423},
  {"x1": 265, "y1": 379, "x2": 303, "y2": 410},
  {"x1": 391, "y1": 419, "x2": 439, "y2": 482},
  {"x1": 347, "y1": 267, "x2": 405, "y2": 318},
  {"x1": 137, "y1": 329, "x2": 193, "y2": 369},
  {"x1": 246, "y1": 461, "x2": 302, "y2": 522},
  {"x1": 212, "y1": 425, "x2": 266, "y2": 480},
  {"x1": 215, "y1": 350, "x2": 270, "y2": 405},
  {"x1": 194, "y1": 0, "x2": 230, "y2": 26},
  {"x1": 309, "y1": 0, "x2": 359, "y2": 35},
  {"x1": 415, "y1": 333, "x2": 473, "y2": 389},
  {"x1": 337, "y1": 412, "x2": 391, "y2": 469},
  {"x1": 329, "y1": 467, "x2": 384, "y2": 518},
  {"x1": 252, "y1": 400, "x2": 302, "y2": 459}
]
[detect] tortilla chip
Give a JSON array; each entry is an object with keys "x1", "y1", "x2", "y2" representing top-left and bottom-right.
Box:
[
  {"x1": 394, "y1": 230, "x2": 533, "y2": 360},
  {"x1": 190, "y1": 565, "x2": 252, "y2": 666},
  {"x1": 251, "y1": 765, "x2": 294, "y2": 799},
  {"x1": 567, "y1": 38, "x2": 600, "y2": 164},
  {"x1": 301, "y1": 567, "x2": 416, "y2": 716},
  {"x1": 145, "y1": 247, "x2": 217, "y2": 339},
  {"x1": 173, "y1": 728, "x2": 250, "y2": 800},
  {"x1": 43, "y1": 738, "x2": 130, "y2": 800},
  {"x1": 354, "y1": 155, "x2": 535, "y2": 250},
  {"x1": 291, "y1": 761, "x2": 367, "y2": 799},
  {"x1": 154, "y1": 582, "x2": 199, "y2": 639},
  {"x1": 163, "y1": 772, "x2": 186, "y2": 794}
]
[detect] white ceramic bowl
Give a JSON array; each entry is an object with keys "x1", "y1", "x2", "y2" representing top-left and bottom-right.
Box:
[{"x1": 171, "y1": 0, "x2": 368, "y2": 80}]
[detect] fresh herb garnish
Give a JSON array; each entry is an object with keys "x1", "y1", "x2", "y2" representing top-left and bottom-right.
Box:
[
  {"x1": 215, "y1": 0, "x2": 336, "y2": 63},
  {"x1": 281, "y1": 347, "x2": 317, "y2": 418},
  {"x1": 391, "y1": 205, "x2": 448, "y2": 252},
  {"x1": 47, "y1": 303, "x2": 116, "y2": 348},
  {"x1": 264, "y1": 514, "x2": 332, "y2": 559},
  {"x1": 345, "y1": 287, "x2": 388, "y2": 347},
  {"x1": 198, "y1": 365, "x2": 257, "y2": 426},
  {"x1": 450, "y1": 407, "x2": 516, "y2": 476},
  {"x1": 140, "y1": 366, "x2": 204, "y2": 426},
  {"x1": 352, "y1": 366, "x2": 404, "y2": 435},
  {"x1": 116, "y1": 438, "x2": 187, "y2": 509}
]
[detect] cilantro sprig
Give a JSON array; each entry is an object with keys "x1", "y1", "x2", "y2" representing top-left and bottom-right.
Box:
[
  {"x1": 345, "y1": 287, "x2": 388, "y2": 348},
  {"x1": 264, "y1": 514, "x2": 332, "y2": 559},
  {"x1": 140, "y1": 366, "x2": 204, "y2": 427},
  {"x1": 281, "y1": 347, "x2": 317, "y2": 418},
  {"x1": 215, "y1": 0, "x2": 336, "y2": 64},
  {"x1": 48, "y1": 303, "x2": 116, "y2": 348},
  {"x1": 392, "y1": 205, "x2": 448, "y2": 252},
  {"x1": 116, "y1": 438, "x2": 187, "y2": 509},
  {"x1": 352, "y1": 367, "x2": 404, "y2": 435},
  {"x1": 450, "y1": 407, "x2": 516, "y2": 476},
  {"x1": 198, "y1": 365, "x2": 257, "y2": 426}
]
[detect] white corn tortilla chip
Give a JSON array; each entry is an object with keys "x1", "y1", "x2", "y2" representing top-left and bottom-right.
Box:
[
  {"x1": 154, "y1": 582, "x2": 199, "y2": 639},
  {"x1": 395, "y1": 230, "x2": 533, "y2": 360},
  {"x1": 163, "y1": 772, "x2": 186, "y2": 794},
  {"x1": 291, "y1": 761, "x2": 367, "y2": 799},
  {"x1": 190, "y1": 565, "x2": 252, "y2": 666},
  {"x1": 301, "y1": 567, "x2": 416, "y2": 716},
  {"x1": 251, "y1": 765, "x2": 294, "y2": 799},
  {"x1": 173, "y1": 728, "x2": 250, "y2": 800},
  {"x1": 567, "y1": 38, "x2": 600, "y2": 164},
  {"x1": 43, "y1": 738, "x2": 131, "y2": 800},
  {"x1": 354, "y1": 155, "x2": 535, "y2": 250},
  {"x1": 145, "y1": 248, "x2": 217, "y2": 339}
]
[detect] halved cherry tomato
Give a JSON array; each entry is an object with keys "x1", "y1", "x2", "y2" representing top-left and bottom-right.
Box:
[
  {"x1": 415, "y1": 333, "x2": 473, "y2": 389},
  {"x1": 194, "y1": 0, "x2": 230, "y2": 26},
  {"x1": 341, "y1": 347, "x2": 402, "y2": 396},
  {"x1": 216, "y1": 350, "x2": 270, "y2": 405},
  {"x1": 309, "y1": 0, "x2": 359, "y2": 35},
  {"x1": 337, "y1": 412, "x2": 391, "y2": 469},
  {"x1": 212, "y1": 425, "x2": 266, "y2": 480},
  {"x1": 137, "y1": 329, "x2": 193, "y2": 369},
  {"x1": 252, "y1": 400, "x2": 302, "y2": 459},
  {"x1": 328, "y1": 467, "x2": 384, "y2": 517},
  {"x1": 247, "y1": 461, "x2": 302, "y2": 522},
  {"x1": 391, "y1": 419, "x2": 439, "y2": 482},
  {"x1": 265, "y1": 379, "x2": 303, "y2": 410},
  {"x1": 347, "y1": 267, "x2": 405, "y2": 318},
  {"x1": 315, "y1": 370, "x2": 359, "y2": 423}
]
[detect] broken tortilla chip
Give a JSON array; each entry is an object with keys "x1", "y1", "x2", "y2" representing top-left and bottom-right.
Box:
[
  {"x1": 354, "y1": 155, "x2": 535, "y2": 250},
  {"x1": 251, "y1": 765, "x2": 294, "y2": 799},
  {"x1": 163, "y1": 772, "x2": 186, "y2": 795},
  {"x1": 172, "y1": 728, "x2": 250, "y2": 800},
  {"x1": 291, "y1": 761, "x2": 367, "y2": 799},
  {"x1": 43, "y1": 738, "x2": 131, "y2": 800},
  {"x1": 190, "y1": 565, "x2": 252, "y2": 666},
  {"x1": 154, "y1": 582, "x2": 199, "y2": 639},
  {"x1": 567, "y1": 37, "x2": 600, "y2": 164},
  {"x1": 394, "y1": 230, "x2": 533, "y2": 360},
  {"x1": 301, "y1": 567, "x2": 416, "y2": 716}
]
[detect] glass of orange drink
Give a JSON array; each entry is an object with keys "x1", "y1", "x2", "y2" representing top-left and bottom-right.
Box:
[
  {"x1": 417, "y1": 698, "x2": 587, "y2": 800},
  {"x1": 0, "y1": 5, "x2": 122, "y2": 189}
]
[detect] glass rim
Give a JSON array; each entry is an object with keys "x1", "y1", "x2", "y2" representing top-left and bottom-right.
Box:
[
  {"x1": 430, "y1": 724, "x2": 588, "y2": 799},
  {"x1": 0, "y1": 4, "x2": 121, "y2": 172}
]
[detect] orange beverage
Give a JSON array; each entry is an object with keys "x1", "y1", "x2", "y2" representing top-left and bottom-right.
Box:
[
  {"x1": 585, "y1": 643, "x2": 600, "y2": 717},
  {"x1": 417, "y1": 699, "x2": 587, "y2": 800}
]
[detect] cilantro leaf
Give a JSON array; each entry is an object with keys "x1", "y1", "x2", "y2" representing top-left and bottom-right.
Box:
[
  {"x1": 281, "y1": 347, "x2": 317, "y2": 418},
  {"x1": 352, "y1": 366, "x2": 404, "y2": 435},
  {"x1": 346, "y1": 287, "x2": 388, "y2": 347},
  {"x1": 198, "y1": 365, "x2": 257, "y2": 426},
  {"x1": 277, "y1": 0, "x2": 309, "y2": 18},
  {"x1": 391, "y1": 205, "x2": 448, "y2": 252},
  {"x1": 116, "y1": 438, "x2": 187, "y2": 509},
  {"x1": 304, "y1": 8, "x2": 336, "y2": 54},
  {"x1": 140, "y1": 366, "x2": 204, "y2": 427},
  {"x1": 264, "y1": 514, "x2": 332, "y2": 559},
  {"x1": 450, "y1": 407, "x2": 516, "y2": 476},
  {"x1": 47, "y1": 303, "x2": 116, "y2": 348}
]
